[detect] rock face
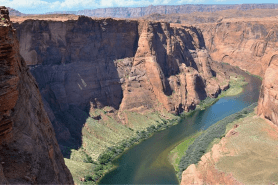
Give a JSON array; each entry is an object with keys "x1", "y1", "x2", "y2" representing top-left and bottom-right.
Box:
[
  {"x1": 12, "y1": 16, "x2": 229, "y2": 152},
  {"x1": 181, "y1": 135, "x2": 242, "y2": 185},
  {"x1": 257, "y1": 55, "x2": 278, "y2": 126},
  {"x1": 0, "y1": 7, "x2": 73, "y2": 184},
  {"x1": 46, "y1": 4, "x2": 278, "y2": 18},
  {"x1": 198, "y1": 18, "x2": 278, "y2": 77}
]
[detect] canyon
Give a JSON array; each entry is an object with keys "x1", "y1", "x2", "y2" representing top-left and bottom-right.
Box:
[
  {"x1": 10, "y1": 14, "x2": 231, "y2": 160},
  {"x1": 1, "y1": 4, "x2": 278, "y2": 185}
]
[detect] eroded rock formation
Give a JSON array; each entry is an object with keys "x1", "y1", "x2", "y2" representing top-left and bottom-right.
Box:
[
  {"x1": 198, "y1": 19, "x2": 278, "y2": 77},
  {"x1": 12, "y1": 16, "x2": 229, "y2": 153},
  {"x1": 0, "y1": 7, "x2": 73, "y2": 184}
]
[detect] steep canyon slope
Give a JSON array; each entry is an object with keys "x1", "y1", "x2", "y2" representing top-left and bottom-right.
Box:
[
  {"x1": 0, "y1": 7, "x2": 73, "y2": 184},
  {"x1": 11, "y1": 16, "x2": 230, "y2": 160},
  {"x1": 198, "y1": 18, "x2": 278, "y2": 77}
]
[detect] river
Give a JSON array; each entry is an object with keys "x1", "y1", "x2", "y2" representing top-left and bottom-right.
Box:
[{"x1": 99, "y1": 71, "x2": 261, "y2": 184}]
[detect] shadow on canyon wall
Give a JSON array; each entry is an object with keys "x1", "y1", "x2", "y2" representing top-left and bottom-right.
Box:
[{"x1": 16, "y1": 16, "x2": 139, "y2": 158}]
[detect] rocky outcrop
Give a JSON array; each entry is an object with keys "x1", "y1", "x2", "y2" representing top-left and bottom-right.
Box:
[
  {"x1": 12, "y1": 16, "x2": 229, "y2": 152},
  {"x1": 46, "y1": 4, "x2": 278, "y2": 18},
  {"x1": 181, "y1": 133, "x2": 242, "y2": 185},
  {"x1": 198, "y1": 19, "x2": 278, "y2": 77},
  {"x1": 0, "y1": 7, "x2": 73, "y2": 184},
  {"x1": 257, "y1": 55, "x2": 278, "y2": 126}
]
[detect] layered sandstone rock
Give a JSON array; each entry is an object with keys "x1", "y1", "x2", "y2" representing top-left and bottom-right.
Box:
[
  {"x1": 0, "y1": 7, "x2": 73, "y2": 184},
  {"x1": 198, "y1": 18, "x2": 278, "y2": 77},
  {"x1": 257, "y1": 55, "x2": 278, "y2": 126},
  {"x1": 12, "y1": 16, "x2": 229, "y2": 151}
]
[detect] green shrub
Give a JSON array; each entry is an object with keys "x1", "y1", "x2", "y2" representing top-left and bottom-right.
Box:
[
  {"x1": 98, "y1": 152, "x2": 114, "y2": 164},
  {"x1": 83, "y1": 153, "x2": 94, "y2": 163},
  {"x1": 84, "y1": 175, "x2": 93, "y2": 181},
  {"x1": 94, "y1": 164, "x2": 103, "y2": 171}
]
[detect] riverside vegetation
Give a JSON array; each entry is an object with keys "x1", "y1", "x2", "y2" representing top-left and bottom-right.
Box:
[
  {"x1": 177, "y1": 103, "x2": 257, "y2": 179},
  {"x1": 65, "y1": 109, "x2": 179, "y2": 184},
  {"x1": 168, "y1": 74, "x2": 250, "y2": 179},
  {"x1": 65, "y1": 74, "x2": 247, "y2": 184}
]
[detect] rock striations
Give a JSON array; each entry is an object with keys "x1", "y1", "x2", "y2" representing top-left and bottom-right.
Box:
[
  {"x1": 12, "y1": 16, "x2": 229, "y2": 153},
  {"x1": 0, "y1": 7, "x2": 73, "y2": 184},
  {"x1": 199, "y1": 18, "x2": 278, "y2": 77}
]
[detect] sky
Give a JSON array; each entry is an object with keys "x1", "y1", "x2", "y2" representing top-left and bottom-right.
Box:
[{"x1": 0, "y1": 0, "x2": 277, "y2": 14}]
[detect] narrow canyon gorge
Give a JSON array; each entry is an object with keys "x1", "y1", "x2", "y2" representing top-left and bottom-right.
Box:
[{"x1": 1, "y1": 4, "x2": 278, "y2": 184}]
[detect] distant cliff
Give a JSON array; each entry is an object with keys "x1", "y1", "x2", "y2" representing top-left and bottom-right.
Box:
[
  {"x1": 44, "y1": 4, "x2": 278, "y2": 18},
  {"x1": 0, "y1": 7, "x2": 73, "y2": 184}
]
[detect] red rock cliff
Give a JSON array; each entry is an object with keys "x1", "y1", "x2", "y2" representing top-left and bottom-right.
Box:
[
  {"x1": 197, "y1": 18, "x2": 278, "y2": 126},
  {"x1": 199, "y1": 18, "x2": 278, "y2": 77},
  {"x1": 0, "y1": 7, "x2": 73, "y2": 184},
  {"x1": 257, "y1": 55, "x2": 278, "y2": 126}
]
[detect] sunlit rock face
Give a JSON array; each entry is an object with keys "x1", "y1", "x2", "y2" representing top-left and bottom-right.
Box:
[{"x1": 0, "y1": 7, "x2": 73, "y2": 184}]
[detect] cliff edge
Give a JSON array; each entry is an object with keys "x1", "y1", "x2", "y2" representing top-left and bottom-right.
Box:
[{"x1": 0, "y1": 6, "x2": 73, "y2": 184}]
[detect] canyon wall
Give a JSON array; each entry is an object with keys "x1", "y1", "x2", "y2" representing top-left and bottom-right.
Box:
[
  {"x1": 12, "y1": 16, "x2": 229, "y2": 154},
  {"x1": 257, "y1": 55, "x2": 278, "y2": 126},
  {"x1": 198, "y1": 18, "x2": 278, "y2": 126},
  {"x1": 0, "y1": 7, "x2": 73, "y2": 184},
  {"x1": 198, "y1": 18, "x2": 278, "y2": 77}
]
